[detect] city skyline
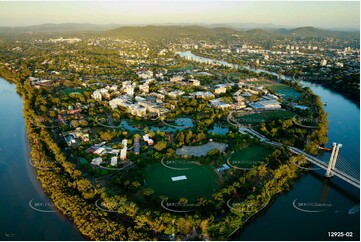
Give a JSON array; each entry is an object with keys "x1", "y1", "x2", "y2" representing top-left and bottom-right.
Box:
[{"x1": 0, "y1": 1, "x2": 359, "y2": 29}]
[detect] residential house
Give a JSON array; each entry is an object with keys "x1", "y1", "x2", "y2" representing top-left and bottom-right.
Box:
[
  {"x1": 191, "y1": 91, "x2": 215, "y2": 99},
  {"x1": 170, "y1": 75, "x2": 184, "y2": 83},
  {"x1": 188, "y1": 79, "x2": 200, "y2": 86}
]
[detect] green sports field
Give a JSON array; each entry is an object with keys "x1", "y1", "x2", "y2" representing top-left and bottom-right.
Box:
[
  {"x1": 268, "y1": 84, "x2": 302, "y2": 100},
  {"x1": 263, "y1": 110, "x2": 295, "y2": 119},
  {"x1": 228, "y1": 144, "x2": 273, "y2": 169},
  {"x1": 145, "y1": 161, "x2": 217, "y2": 202},
  {"x1": 60, "y1": 87, "x2": 90, "y2": 96}
]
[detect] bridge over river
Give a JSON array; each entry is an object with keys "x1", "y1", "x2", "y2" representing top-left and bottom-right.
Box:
[{"x1": 228, "y1": 111, "x2": 360, "y2": 188}]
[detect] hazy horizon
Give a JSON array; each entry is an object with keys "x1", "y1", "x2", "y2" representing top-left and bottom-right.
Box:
[{"x1": 0, "y1": 1, "x2": 359, "y2": 29}]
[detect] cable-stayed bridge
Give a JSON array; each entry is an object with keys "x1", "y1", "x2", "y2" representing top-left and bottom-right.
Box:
[{"x1": 238, "y1": 127, "x2": 360, "y2": 189}]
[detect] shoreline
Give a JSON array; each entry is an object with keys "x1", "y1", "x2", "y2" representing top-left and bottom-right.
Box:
[{"x1": 19, "y1": 84, "x2": 86, "y2": 240}]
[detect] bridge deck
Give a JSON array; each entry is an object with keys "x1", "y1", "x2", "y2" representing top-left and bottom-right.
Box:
[{"x1": 238, "y1": 127, "x2": 360, "y2": 189}]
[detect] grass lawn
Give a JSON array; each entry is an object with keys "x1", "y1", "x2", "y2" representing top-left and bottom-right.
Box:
[
  {"x1": 268, "y1": 84, "x2": 302, "y2": 100},
  {"x1": 171, "y1": 66, "x2": 194, "y2": 71},
  {"x1": 60, "y1": 87, "x2": 90, "y2": 96},
  {"x1": 245, "y1": 80, "x2": 272, "y2": 85},
  {"x1": 145, "y1": 162, "x2": 217, "y2": 202},
  {"x1": 228, "y1": 144, "x2": 273, "y2": 169},
  {"x1": 238, "y1": 113, "x2": 267, "y2": 124},
  {"x1": 263, "y1": 110, "x2": 295, "y2": 119}
]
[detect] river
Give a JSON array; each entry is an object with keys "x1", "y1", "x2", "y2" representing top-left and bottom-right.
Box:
[
  {"x1": 0, "y1": 78, "x2": 84, "y2": 240},
  {"x1": 177, "y1": 51, "x2": 360, "y2": 241}
]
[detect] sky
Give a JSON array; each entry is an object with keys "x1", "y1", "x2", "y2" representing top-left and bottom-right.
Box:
[{"x1": 0, "y1": 1, "x2": 359, "y2": 29}]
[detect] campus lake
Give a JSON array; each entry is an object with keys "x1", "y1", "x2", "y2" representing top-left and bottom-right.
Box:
[
  {"x1": 117, "y1": 118, "x2": 229, "y2": 134},
  {"x1": 0, "y1": 78, "x2": 84, "y2": 240}
]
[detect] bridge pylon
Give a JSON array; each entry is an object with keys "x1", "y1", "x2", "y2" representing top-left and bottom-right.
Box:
[{"x1": 325, "y1": 142, "x2": 342, "y2": 177}]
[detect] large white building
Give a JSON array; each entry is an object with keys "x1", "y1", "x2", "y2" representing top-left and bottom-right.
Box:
[
  {"x1": 109, "y1": 96, "x2": 132, "y2": 109},
  {"x1": 91, "y1": 157, "x2": 103, "y2": 166},
  {"x1": 110, "y1": 156, "x2": 118, "y2": 166},
  {"x1": 120, "y1": 139, "x2": 128, "y2": 160},
  {"x1": 188, "y1": 79, "x2": 200, "y2": 86},
  {"x1": 214, "y1": 86, "x2": 227, "y2": 95},
  {"x1": 137, "y1": 70, "x2": 153, "y2": 80},
  {"x1": 128, "y1": 104, "x2": 147, "y2": 117},
  {"x1": 170, "y1": 75, "x2": 184, "y2": 83},
  {"x1": 249, "y1": 100, "x2": 281, "y2": 110},
  {"x1": 191, "y1": 91, "x2": 215, "y2": 99},
  {"x1": 143, "y1": 134, "x2": 154, "y2": 145},
  {"x1": 209, "y1": 98, "x2": 232, "y2": 109},
  {"x1": 122, "y1": 81, "x2": 136, "y2": 97},
  {"x1": 138, "y1": 83, "x2": 149, "y2": 94},
  {"x1": 91, "y1": 90, "x2": 102, "y2": 101},
  {"x1": 167, "y1": 90, "x2": 185, "y2": 99}
]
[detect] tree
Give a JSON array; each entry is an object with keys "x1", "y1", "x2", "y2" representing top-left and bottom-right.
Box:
[
  {"x1": 176, "y1": 217, "x2": 192, "y2": 235},
  {"x1": 176, "y1": 132, "x2": 185, "y2": 144},
  {"x1": 154, "y1": 141, "x2": 167, "y2": 151},
  {"x1": 130, "y1": 181, "x2": 141, "y2": 191},
  {"x1": 143, "y1": 188, "x2": 154, "y2": 200},
  {"x1": 207, "y1": 149, "x2": 220, "y2": 156},
  {"x1": 185, "y1": 130, "x2": 193, "y2": 144},
  {"x1": 99, "y1": 131, "x2": 113, "y2": 142}
]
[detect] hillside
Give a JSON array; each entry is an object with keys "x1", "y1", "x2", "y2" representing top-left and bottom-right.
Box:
[
  {"x1": 0, "y1": 23, "x2": 358, "y2": 40},
  {"x1": 0, "y1": 23, "x2": 120, "y2": 34},
  {"x1": 271, "y1": 26, "x2": 359, "y2": 38},
  {"x1": 106, "y1": 25, "x2": 240, "y2": 40}
]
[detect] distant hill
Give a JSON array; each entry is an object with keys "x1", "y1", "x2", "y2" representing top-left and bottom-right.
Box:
[
  {"x1": 106, "y1": 25, "x2": 240, "y2": 39},
  {"x1": 206, "y1": 22, "x2": 295, "y2": 30},
  {"x1": 0, "y1": 23, "x2": 358, "y2": 40},
  {"x1": 270, "y1": 26, "x2": 359, "y2": 38},
  {"x1": 0, "y1": 23, "x2": 120, "y2": 33},
  {"x1": 106, "y1": 25, "x2": 359, "y2": 40},
  {"x1": 245, "y1": 28, "x2": 273, "y2": 35}
]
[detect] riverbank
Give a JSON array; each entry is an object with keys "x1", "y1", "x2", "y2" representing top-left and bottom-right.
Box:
[{"x1": 0, "y1": 77, "x2": 85, "y2": 240}]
